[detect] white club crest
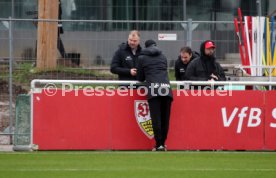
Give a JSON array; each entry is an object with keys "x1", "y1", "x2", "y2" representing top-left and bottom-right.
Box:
[{"x1": 134, "y1": 100, "x2": 154, "y2": 139}]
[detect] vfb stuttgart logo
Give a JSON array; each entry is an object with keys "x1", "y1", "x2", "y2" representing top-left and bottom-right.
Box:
[{"x1": 134, "y1": 100, "x2": 154, "y2": 139}]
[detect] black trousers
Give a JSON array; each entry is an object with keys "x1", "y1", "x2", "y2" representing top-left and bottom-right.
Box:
[
  {"x1": 57, "y1": 31, "x2": 66, "y2": 58},
  {"x1": 148, "y1": 96, "x2": 172, "y2": 147}
]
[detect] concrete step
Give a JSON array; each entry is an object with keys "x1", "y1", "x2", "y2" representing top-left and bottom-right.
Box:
[
  {"x1": 0, "y1": 145, "x2": 13, "y2": 152},
  {"x1": 225, "y1": 53, "x2": 240, "y2": 59}
]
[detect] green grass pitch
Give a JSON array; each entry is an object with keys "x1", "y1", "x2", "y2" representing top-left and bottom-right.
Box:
[{"x1": 0, "y1": 151, "x2": 276, "y2": 178}]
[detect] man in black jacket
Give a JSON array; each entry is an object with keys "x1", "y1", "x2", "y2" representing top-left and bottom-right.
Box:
[
  {"x1": 175, "y1": 46, "x2": 199, "y2": 81},
  {"x1": 137, "y1": 40, "x2": 173, "y2": 151},
  {"x1": 185, "y1": 40, "x2": 226, "y2": 89},
  {"x1": 110, "y1": 30, "x2": 142, "y2": 80}
]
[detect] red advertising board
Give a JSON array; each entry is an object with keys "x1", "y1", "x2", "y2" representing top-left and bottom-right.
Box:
[
  {"x1": 264, "y1": 91, "x2": 276, "y2": 150},
  {"x1": 33, "y1": 89, "x2": 275, "y2": 150},
  {"x1": 168, "y1": 90, "x2": 265, "y2": 150},
  {"x1": 33, "y1": 90, "x2": 111, "y2": 150}
]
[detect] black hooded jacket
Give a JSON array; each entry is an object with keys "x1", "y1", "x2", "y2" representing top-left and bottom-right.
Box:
[
  {"x1": 174, "y1": 51, "x2": 200, "y2": 81},
  {"x1": 110, "y1": 42, "x2": 142, "y2": 80},
  {"x1": 185, "y1": 41, "x2": 226, "y2": 81},
  {"x1": 137, "y1": 45, "x2": 173, "y2": 100}
]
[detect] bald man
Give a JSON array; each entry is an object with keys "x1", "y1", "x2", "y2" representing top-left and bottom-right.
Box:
[{"x1": 111, "y1": 30, "x2": 142, "y2": 80}]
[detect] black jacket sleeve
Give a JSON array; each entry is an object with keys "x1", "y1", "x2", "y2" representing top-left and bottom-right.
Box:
[
  {"x1": 110, "y1": 51, "x2": 131, "y2": 76},
  {"x1": 185, "y1": 60, "x2": 209, "y2": 81},
  {"x1": 137, "y1": 57, "x2": 145, "y2": 82},
  {"x1": 215, "y1": 63, "x2": 226, "y2": 81},
  {"x1": 174, "y1": 61, "x2": 181, "y2": 81}
]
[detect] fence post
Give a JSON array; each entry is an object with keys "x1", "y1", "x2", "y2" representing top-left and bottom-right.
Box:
[
  {"x1": 256, "y1": 0, "x2": 262, "y2": 16},
  {"x1": 8, "y1": 17, "x2": 14, "y2": 144},
  {"x1": 187, "y1": 18, "x2": 193, "y2": 47},
  {"x1": 183, "y1": 0, "x2": 186, "y2": 21}
]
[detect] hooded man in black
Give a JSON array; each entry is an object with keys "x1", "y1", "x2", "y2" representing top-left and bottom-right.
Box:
[
  {"x1": 137, "y1": 40, "x2": 173, "y2": 151},
  {"x1": 185, "y1": 40, "x2": 226, "y2": 89}
]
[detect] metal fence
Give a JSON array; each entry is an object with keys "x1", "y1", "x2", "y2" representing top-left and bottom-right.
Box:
[
  {"x1": 0, "y1": 18, "x2": 238, "y2": 64},
  {"x1": 0, "y1": 18, "x2": 269, "y2": 145}
]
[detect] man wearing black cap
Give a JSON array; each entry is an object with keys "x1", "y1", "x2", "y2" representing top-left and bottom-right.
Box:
[
  {"x1": 137, "y1": 40, "x2": 173, "y2": 151},
  {"x1": 185, "y1": 40, "x2": 226, "y2": 88}
]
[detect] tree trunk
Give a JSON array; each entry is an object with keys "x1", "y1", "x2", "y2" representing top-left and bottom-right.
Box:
[{"x1": 36, "y1": 0, "x2": 58, "y2": 70}]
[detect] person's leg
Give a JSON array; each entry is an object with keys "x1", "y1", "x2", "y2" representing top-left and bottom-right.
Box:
[
  {"x1": 148, "y1": 97, "x2": 162, "y2": 148},
  {"x1": 57, "y1": 32, "x2": 66, "y2": 58},
  {"x1": 160, "y1": 97, "x2": 172, "y2": 146}
]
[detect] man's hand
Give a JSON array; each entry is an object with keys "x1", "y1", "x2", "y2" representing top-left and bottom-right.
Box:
[
  {"x1": 130, "y1": 68, "x2": 137, "y2": 76},
  {"x1": 210, "y1": 73, "x2": 218, "y2": 80}
]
